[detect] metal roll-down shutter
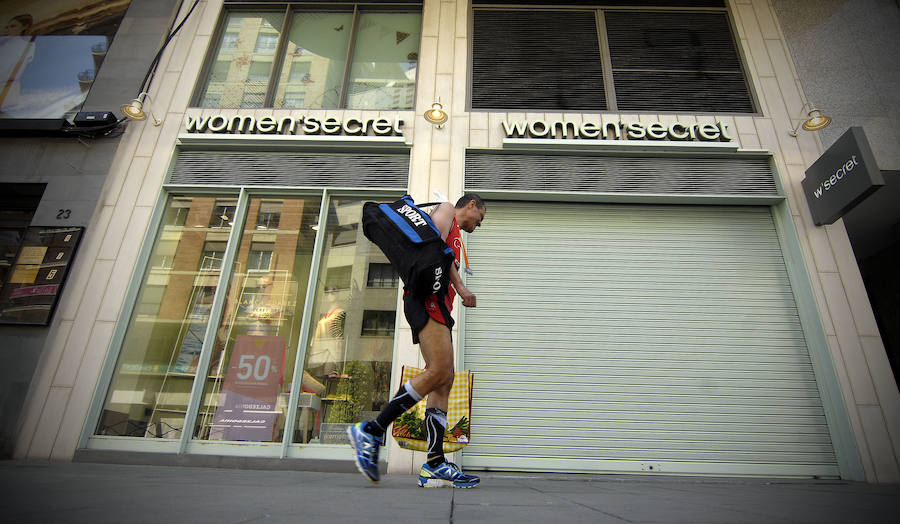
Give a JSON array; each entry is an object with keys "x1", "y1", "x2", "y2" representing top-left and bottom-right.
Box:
[{"x1": 461, "y1": 201, "x2": 838, "y2": 477}]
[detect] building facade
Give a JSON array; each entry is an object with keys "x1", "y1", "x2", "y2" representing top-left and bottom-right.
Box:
[
  {"x1": 6, "y1": 0, "x2": 899, "y2": 483},
  {"x1": 0, "y1": 0, "x2": 181, "y2": 458}
]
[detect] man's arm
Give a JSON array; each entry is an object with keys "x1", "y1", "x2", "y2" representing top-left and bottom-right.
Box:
[
  {"x1": 450, "y1": 262, "x2": 476, "y2": 308},
  {"x1": 429, "y1": 202, "x2": 456, "y2": 241},
  {"x1": 430, "y1": 203, "x2": 476, "y2": 308}
]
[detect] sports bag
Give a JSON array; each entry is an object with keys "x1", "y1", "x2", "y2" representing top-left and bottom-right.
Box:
[{"x1": 361, "y1": 195, "x2": 455, "y2": 299}]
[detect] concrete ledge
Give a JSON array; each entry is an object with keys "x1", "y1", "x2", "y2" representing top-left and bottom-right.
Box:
[{"x1": 73, "y1": 448, "x2": 375, "y2": 474}]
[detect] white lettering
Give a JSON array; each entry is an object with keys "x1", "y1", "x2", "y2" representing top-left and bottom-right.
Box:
[
  {"x1": 321, "y1": 118, "x2": 341, "y2": 134},
  {"x1": 698, "y1": 123, "x2": 720, "y2": 141},
  {"x1": 184, "y1": 115, "x2": 209, "y2": 132},
  {"x1": 668, "y1": 122, "x2": 689, "y2": 140},
  {"x1": 207, "y1": 115, "x2": 228, "y2": 132},
  {"x1": 256, "y1": 117, "x2": 277, "y2": 133},
  {"x1": 813, "y1": 155, "x2": 860, "y2": 197},
  {"x1": 501, "y1": 120, "x2": 528, "y2": 137},
  {"x1": 228, "y1": 115, "x2": 255, "y2": 133},
  {"x1": 646, "y1": 122, "x2": 667, "y2": 140},
  {"x1": 278, "y1": 116, "x2": 296, "y2": 134},
  {"x1": 343, "y1": 118, "x2": 363, "y2": 135},
  {"x1": 626, "y1": 122, "x2": 646, "y2": 139},
  {"x1": 552, "y1": 120, "x2": 578, "y2": 139},
  {"x1": 528, "y1": 120, "x2": 550, "y2": 137},
  {"x1": 397, "y1": 204, "x2": 427, "y2": 227},
  {"x1": 302, "y1": 117, "x2": 320, "y2": 134},
  {"x1": 579, "y1": 122, "x2": 600, "y2": 138},
  {"x1": 371, "y1": 118, "x2": 393, "y2": 135},
  {"x1": 717, "y1": 121, "x2": 733, "y2": 141}
]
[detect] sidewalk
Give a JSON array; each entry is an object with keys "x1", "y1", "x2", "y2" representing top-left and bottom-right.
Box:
[{"x1": 1, "y1": 460, "x2": 897, "y2": 523}]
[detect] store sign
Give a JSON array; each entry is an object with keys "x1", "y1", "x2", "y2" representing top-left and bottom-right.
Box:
[
  {"x1": 184, "y1": 114, "x2": 405, "y2": 137},
  {"x1": 801, "y1": 127, "x2": 884, "y2": 226},
  {"x1": 502, "y1": 119, "x2": 734, "y2": 143}
]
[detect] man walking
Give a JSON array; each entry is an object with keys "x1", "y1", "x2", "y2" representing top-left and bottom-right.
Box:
[{"x1": 347, "y1": 194, "x2": 486, "y2": 488}]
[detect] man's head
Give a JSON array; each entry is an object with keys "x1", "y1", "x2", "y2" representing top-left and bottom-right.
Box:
[{"x1": 454, "y1": 193, "x2": 486, "y2": 233}]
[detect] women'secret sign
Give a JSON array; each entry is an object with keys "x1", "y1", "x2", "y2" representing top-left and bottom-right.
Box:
[
  {"x1": 184, "y1": 114, "x2": 405, "y2": 137},
  {"x1": 502, "y1": 119, "x2": 734, "y2": 143},
  {"x1": 801, "y1": 127, "x2": 884, "y2": 226}
]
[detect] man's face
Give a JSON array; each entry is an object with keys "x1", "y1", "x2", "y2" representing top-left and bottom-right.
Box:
[{"x1": 458, "y1": 201, "x2": 485, "y2": 233}]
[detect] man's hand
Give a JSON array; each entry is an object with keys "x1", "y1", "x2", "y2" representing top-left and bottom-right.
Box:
[{"x1": 458, "y1": 284, "x2": 477, "y2": 308}]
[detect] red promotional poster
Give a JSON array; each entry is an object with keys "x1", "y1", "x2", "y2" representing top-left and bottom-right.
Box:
[{"x1": 210, "y1": 335, "x2": 285, "y2": 441}]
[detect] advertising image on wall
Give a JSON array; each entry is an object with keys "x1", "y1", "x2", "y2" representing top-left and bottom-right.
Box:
[
  {"x1": 0, "y1": 226, "x2": 83, "y2": 325},
  {"x1": 0, "y1": 0, "x2": 130, "y2": 120}
]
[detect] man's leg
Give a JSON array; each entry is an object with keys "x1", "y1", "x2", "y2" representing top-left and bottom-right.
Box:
[
  {"x1": 348, "y1": 319, "x2": 453, "y2": 483},
  {"x1": 414, "y1": 319, "x2": 454, "y2": 468},
  {"x1": 414, "y1": 320, "x2": 480, "y2": 488}
]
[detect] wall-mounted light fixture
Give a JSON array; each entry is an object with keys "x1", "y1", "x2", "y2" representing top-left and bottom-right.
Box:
[
  {"x1": 121, "y1": 92, "x2": 161, "y2": 126},
  {"x1": 120, "y1": 0, "x2": 201, "y2": 127},
  {"x1": 424, "y1": 101, "x2": 448, "y2": 128},
  {"x1": 789, "y1": 102, "x2": 832, "y2": 137}
]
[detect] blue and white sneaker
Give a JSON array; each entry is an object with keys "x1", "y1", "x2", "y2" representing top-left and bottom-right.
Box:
[
  {"x1": 347, "y1": 422, "x2": 382, "y2": 483},
  {"x1": 417, "y1": 461, "x2": 480, "y2": 488}
]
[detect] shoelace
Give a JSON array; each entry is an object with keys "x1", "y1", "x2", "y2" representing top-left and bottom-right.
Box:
[{"x1": 358, "y1": 433, "x2": 380, "y2": 461}]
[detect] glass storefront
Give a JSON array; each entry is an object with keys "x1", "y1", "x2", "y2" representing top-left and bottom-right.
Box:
[{"x1": 95, "y1": 191, "x2": 399, "y2": 448}]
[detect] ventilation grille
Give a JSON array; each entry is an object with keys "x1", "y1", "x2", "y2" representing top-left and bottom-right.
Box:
[
  {"x1": 472, "y1": 1, "x2": 725, "y2": 5},
  {"x1": 605, "y1": 11, "x2": 753, "y2": 112},
  {"x1": 472, "y1": 10, "x2": 607, "y2": 111},
  {"x1": 465, "y1": 152, "x2": 777, "y2": 196},
  {"x1": 169, "y1": 151, "x2": 409, "y2": 188}
]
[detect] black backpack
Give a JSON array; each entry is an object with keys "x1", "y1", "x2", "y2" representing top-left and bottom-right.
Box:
[{"x1": 362, "y1": 195, "x2": 455, "y2": 299}]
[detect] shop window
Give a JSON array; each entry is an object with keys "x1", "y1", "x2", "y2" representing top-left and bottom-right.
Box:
[
  {"x1": 471, "y1": 3, "x2": 753, "y2": 112},
  {"x1": 298, "y1": 198, "x2": 397, "y2": 444},
  {"x1": 0, "y1": 2, "x2": 130, "y2": 121},
  {"x1": 96, "y1": 194, "x2": 323, "y2": 442},
  {"x1": 366, "y1": 262, "x2": 398, "y2": 289},
  {"x1": 96, "y1": 193, "x2": 398, "y2": 446},
  {"x1": 197, "y1": 4, "x2": 421, "y2": 110},
  {"x1": 361, "y1": 310, "x2": 395, "y2": 337}
]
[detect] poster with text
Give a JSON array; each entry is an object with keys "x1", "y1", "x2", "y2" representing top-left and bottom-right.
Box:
[{"x1": 209, "y1": 335, "x2": 286, "y2": 441}]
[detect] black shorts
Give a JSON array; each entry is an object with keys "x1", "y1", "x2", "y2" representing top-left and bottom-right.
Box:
[{"x1": 403, "y1": 292, "x2": 454, "y2": 344}]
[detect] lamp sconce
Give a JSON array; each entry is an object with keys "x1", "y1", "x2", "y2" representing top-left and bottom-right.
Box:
[
  {"x1": 789, "y1": 102, "x2": 832, "y2": 137},
  {"x1": 121, "y1": 91, "x2": 161, "y2": 126},
  {"x1": 424, "y1": 101, "x2": 448, "y2": 128}
]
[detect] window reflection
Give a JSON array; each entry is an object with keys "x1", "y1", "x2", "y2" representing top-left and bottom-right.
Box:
[
  {"x1": 197, "y1": 6, "x2": 421, "y2": 110},
  {"x1": 198, "y1": 12, "x2": 285, "y2": 109},
  {"x1": 273, "y1": 11, "x2": 352, "y2": 110},
  {"x1": 96, "y1": 194, "x2": 398, "y2": 446},
  {"x1": 195, "y1": 197, "x2": 319, "y2": 443},
  {"x1": 96, "y1": 196, "x2": 230, "y2": 439},
  {"x1": 346, "y1": 12, "x2": 420, "y2": 110},
  {"x1": 296, "y1": 199, "x2": 396, "y2": 444},
  {"x1": 0, "y1": 1, "x2": 129, "y2": 120}
]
